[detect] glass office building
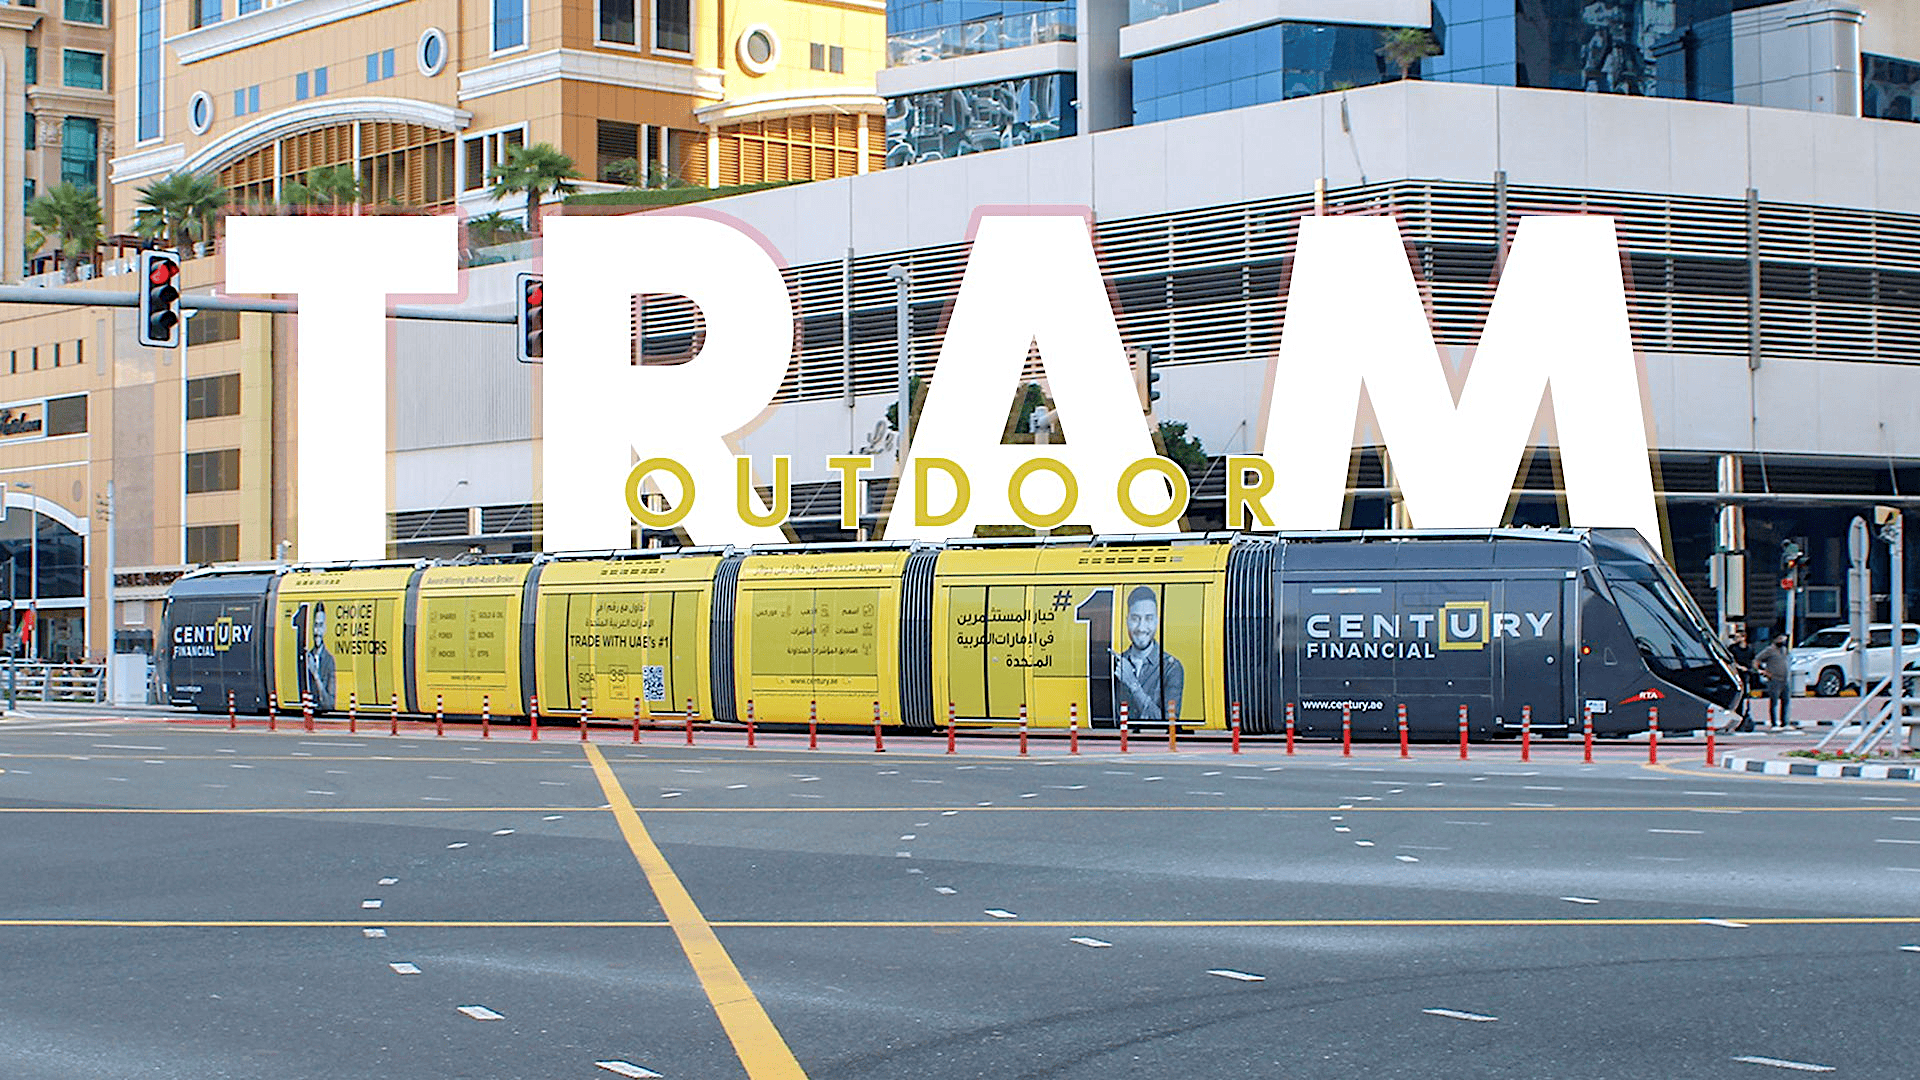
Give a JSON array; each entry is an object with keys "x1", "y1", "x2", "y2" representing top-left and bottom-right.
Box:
[{"x1": 884, "y1": 1, "x2": 1080, "y2": 165}]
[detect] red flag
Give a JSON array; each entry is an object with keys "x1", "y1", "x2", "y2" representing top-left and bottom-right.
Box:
[{"x1": 18, "y1": 608, "x2": 33, "y2": 647}]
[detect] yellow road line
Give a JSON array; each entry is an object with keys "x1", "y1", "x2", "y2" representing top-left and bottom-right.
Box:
[
  {"x1": 584, "y1": 742, "x2": 808, "y2": 1080},
  {"x1": 0, "y1": 803, "x2": 1901, "y2": 814},
  {"x1": 5, "y1": 915, "x2": 1920, "y2": 929},
  {"x1": 0, "y1": 806, "x2": 604, "y2": 814}
]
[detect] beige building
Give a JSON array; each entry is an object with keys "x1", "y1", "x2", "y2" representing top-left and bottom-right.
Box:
[
  {"x1": 0, "y1": 0, "x2": 116, "y2": 282},
  {"x1": 0, "y1": 0, "x2": 885, "y2": 678}
]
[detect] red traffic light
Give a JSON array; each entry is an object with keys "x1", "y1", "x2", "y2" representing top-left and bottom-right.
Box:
[
  {"x1": 148, "y1": 260, "x2": 178, "y2": 286},
  {"x1": 526, "y1": 282, "x2": 542, "y2": 307}
]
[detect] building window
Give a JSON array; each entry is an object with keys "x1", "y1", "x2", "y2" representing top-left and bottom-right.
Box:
[
  {"x1": 51, "y1": 343, "x2": 60, "y2": 367},
  {"x1": 62, "y1": 50, "x2": 105, "y2": 90},
  {"x1": 810, "y1": 42, "x2": 844, "y2": 73},
  {"x1": 366, "y1": 48, "x2": 395, "y2": 82},
  {"x1": 315, "y1": 66, "x2": 329, "y2": 94},
  {"x1": 186, "y1": 373, "x2": 241, "y2": 419},
  {"x1": 830, "y1": 45, "x2": 844, "y2": 73},
  {"x1": 60, "y1": 117, "x2": 98, "y2": 189},
  {"x1": 188, "y1": 92, "x2": 213, "y2": 134},
  {"x1": 462, "y1": 127, "x2": 525, "y2": 191},
  {"x1": 186, "y1": 449, "x2": 241, "y2": 493},
  {"x1": 295, "y1": 71, "x2": 309, "y2": 100},
  {"x1": 192, "y1": 0, "x2": 220, "y2": 29},
  {"x1": 888, "y1": 74, "x2": 1075, "y2": 165},
  {"x1": 44, "y1": 394, "x2": 86, "y2": 436},
  {"x1": 493, "y1": 0, "x2": 526, "y2": 52},
  {"x1": 23, "y1": 113, "x2": 33, "y2": 150},
  {"x1": 600, "y1": 0, "x2": 635, "y2": 44},
  {"x1": 656, "y1": 0, "x2": 690, "y2": 53},
  {"x1": 1864, "y1": 53, "x2": 1918, "y2": 122},
  {"x1": 597, "y1": 120, "x2": 638, "y2": 182},
  {"x1": 186, "y1": 308, "x2": 240, "y2": 347},
  {"x1": 138, "y1": 0, "x2": 161, "y2": 141},
  {"x1": 185, "y1": 524, "x2": 240, "y2": 564},
  {"x1": 418, "y1": 29, "x2": 446, "y2": 75},
  {"x1": 63, "y1": 0, "x2": 104, "y2": 25},
  {"x1": 238, "y1": 0, "x2": 260, "y2": 12},
  {"x1": 24, "y1": 46, "x2": 36, "y2": 86},
  {"x1": 22, "y1": 179, "x2": 33, "y2": 205}
]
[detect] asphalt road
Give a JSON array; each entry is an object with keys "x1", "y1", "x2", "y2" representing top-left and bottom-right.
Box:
[{"x1": 1, "y1": 706, "x2": 1915, "y2": 1079}]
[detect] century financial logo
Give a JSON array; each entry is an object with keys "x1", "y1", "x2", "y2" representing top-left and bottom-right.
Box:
[
  {"x1": 1303, "y1": 603, "x2": 1555, "y2": 660},
  {"x1": 172, "y1": 616, "x2": 252, "y2": 657}
]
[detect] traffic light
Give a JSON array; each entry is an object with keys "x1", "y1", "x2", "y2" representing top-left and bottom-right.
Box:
[
  {"x1": 516, "y1": 273, "x2": 542, "y2": 363},
  {"x1": 137, "y1": 250, "x2": 182, "y2": 348},
  {"x1": 1780, "y1": 538, "x2": 1805, "y2": 590},
  {"x1": 1129, "y1": 346, "x2": 1161, "y2": 412}
]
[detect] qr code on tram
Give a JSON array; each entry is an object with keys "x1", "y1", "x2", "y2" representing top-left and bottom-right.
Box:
[{"x1": 641, "y1": 666, "x2": 667, "y2": 702}]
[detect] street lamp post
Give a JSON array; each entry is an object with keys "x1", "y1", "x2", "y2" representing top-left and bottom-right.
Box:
[
  {"x1": 886, "y1": 265, "x2": 911, "y2": 464},
  {"x1": 17, "y1": 481, "x2": 34, "y2": 665}
]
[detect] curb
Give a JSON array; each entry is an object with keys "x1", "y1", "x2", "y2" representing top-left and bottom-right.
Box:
[{"x1": 1720, "y1": 754, "x2": 1920, "y2": 780}]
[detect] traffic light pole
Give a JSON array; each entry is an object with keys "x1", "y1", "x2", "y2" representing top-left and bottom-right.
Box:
[{"x1": 0, "y1": 284, "x2": 514, "y2": 324}]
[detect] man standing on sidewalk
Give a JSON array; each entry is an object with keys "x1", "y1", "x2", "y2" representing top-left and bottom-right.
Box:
[{"x1": 1755, "y1": 633, "x2": 1792, "y2": 730}]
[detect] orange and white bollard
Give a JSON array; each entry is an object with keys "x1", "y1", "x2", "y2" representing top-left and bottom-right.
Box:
[
  {"x1": 809, "y1": 699, "x2": 818, "y2": 749},
  {"x1": 1706, "y1": 719, "x2": 1717, "y2": 767},
  {"x1": 1230, "y1": 701, "x2": 1241, "y2": 754},
  {"x1": 1582, "y1": 706, "x2": 1593, "y2": 763},
  {"x1": 873, "y1": 700, "x2": 885, "y2": 753},
  {"x1": 482, "y1": 694, "x2": 491, "y2": 739},
  {"x1": 228, "y1": 689, "x2": 237, "y2": 731},
  {"x1": 1285, "y1": 703, "x2": 1295, "y2": 754},
  {"x1": 1458, "y1": 704, "x2": 1469, "y2": 760},
  {"x1": 1019, "y1": 703, "x2": 1029, "y2": 756},
  {"x1": 1167, "y1": 700, "x2": 1178, "y2": 752},
  {"x1": 1397, "y1": 704, "x2": 1409, "y2": 758},
  {"x1": 435, "y1": 693, "x2": 444, "y2": 737},
  {"x1": 302, "y1": 692, "x2": 314, "y2": 733},
  {"x1": 632, "y1": 698, "x2": 642, "y2": 745},
  {"x1": 1341, "y1": 705, "x2": 1352, "y2": 757},
  {"x1": 389, "y1": 691, "x2": 398, "y2": 736},
  {"x1": 1648, "y1": 705, "x2": 1660, "y2": 765},
  {"x1": 268, "y1": 692, "x2": 278, "y2": 733},
  {"x1": 1119, "y1": 702, "x2": 1130, "y2": 753},
  {"x1": 746, "y1": 699, "x2": 756, "y2": 748},
  {"x1": 530, "y1": 693, "x2": 540, "y2": 742},
  {"x1": 685, "y1": 700, "x2": 696, "y2": 746},
  {"x1": 581, "y1": 697, "x2": 592, "y2": 743},
  {"x1": 946, "y1": 702, "x2": 957, "y2": 755},
  {"x1": 1069, "y1": 703, "x2": 1079, "y2": 755},
  {"x1": 1520, "y1": 704, "x2": 1531, "y2": 763},
  {"x1": 348, "y1": 692, "x2": 358, "y2": 735}
]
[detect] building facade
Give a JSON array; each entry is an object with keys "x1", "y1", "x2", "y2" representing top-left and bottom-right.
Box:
[{"x1": 1, "y1": 0, "x2": 116, "y2": 284}]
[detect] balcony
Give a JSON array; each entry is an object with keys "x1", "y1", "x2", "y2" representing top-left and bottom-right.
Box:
[
  {"x1": 1128, "y1": 0, "x2": 1220, "y2": 23},
  {"x1": 887, "y1": 10, "x2": 1078, "y2": 68}
]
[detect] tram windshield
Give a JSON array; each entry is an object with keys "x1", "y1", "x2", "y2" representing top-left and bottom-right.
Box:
[{"x1": 1591, "y1": 530, "x2": 1742, "y2": 708}]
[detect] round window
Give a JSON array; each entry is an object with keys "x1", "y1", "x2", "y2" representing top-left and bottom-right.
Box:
[
  {"x1": 188, "y1": 91, "x2": 213, "y2": 135},
  {"x1": 418, "y1": 27, "x2": 448, "y2": 77},
  {"x1": 737, "y1": 25, "x2": 779, "y2": 75}
]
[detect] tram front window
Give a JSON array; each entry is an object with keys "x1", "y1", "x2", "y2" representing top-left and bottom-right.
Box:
[{"x1": 1600, "y1": 565, "x2": 1740, "y2": 707}]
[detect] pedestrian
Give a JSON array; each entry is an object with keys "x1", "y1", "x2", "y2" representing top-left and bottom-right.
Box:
[
  {"x1": 1754, "y1": 633, "x2": 1792, "y2": 730},
  {"x1": 1726, "y1": 625, "x2": 1755, "y2": 731}
]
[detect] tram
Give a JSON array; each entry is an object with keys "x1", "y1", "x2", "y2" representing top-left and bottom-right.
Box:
[{"x1": 159, "y1": 528, "x2": 1743, "y2": 739}]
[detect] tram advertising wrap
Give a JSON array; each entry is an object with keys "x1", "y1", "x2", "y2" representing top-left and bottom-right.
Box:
[
  {"x1": 415, "y1": 565, "x2": 531, "y2": 716},
  {"x1": 272, "y1": 568, "x2": 411, "y2": 714},
  {"x1": 534, "y1": 556, "x2": 720, "y2": 719},
  {"x1": 934, "y1": 546, "x2": 1227, "y2": 728},
  {"x1": 734, "y1": 552, "x2": 906, "y2": 724}
]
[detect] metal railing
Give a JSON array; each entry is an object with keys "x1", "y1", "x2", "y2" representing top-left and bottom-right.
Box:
[
  {"x1": 2, "y1": 662, "x2": 107, "y2": 704},
  {"x1": 887, "y1": 10, "x2": 1077, "y2": 67}
]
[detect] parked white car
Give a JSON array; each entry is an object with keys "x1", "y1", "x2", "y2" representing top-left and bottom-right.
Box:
[{"x1": 1788, "y1": 624, "x2": 1920, "y2": 697}]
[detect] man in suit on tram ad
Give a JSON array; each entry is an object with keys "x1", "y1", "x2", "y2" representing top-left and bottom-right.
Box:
[
  {"x1": 305, "y1": 601, "x2": 338, "y2": 712},
  {"x1": 1113, "y1": 585, "x2": 1184, "y2": 722}
]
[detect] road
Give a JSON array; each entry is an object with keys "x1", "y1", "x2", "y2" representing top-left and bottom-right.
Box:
[{"x1": 0, "y1": 707, "x2": 1914, "y2": 1079}]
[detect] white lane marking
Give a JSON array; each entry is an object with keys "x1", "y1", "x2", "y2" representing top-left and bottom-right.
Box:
[
  {"x1": 1891, "y1": 816, "x2": 1920, "y2": 822},
  {"x1": 1354, "y1": 841, "x2": 1375, "y2": 847},
  {"x1": 105, "y1": 777, "x2": 130, "y2": 783},
  {"x1": 492, "y1": 829, "x2": 516, "y2": 836},
  {"x1": 543, "y1": 815, "x2": 564, "y2": 820},
  {"x1": 910, "y1": 779, "x2": 944, "y2": 785},
  {"x1": 1388, "y1": 789, "x2": 1404, "y2": 794},
  {"x1": 1731, "y1": 1056, "x2": 1834, "y2": 1072},
  {"x1": 726, "y1": 784, "x2": 749, "y2": 790},
  {"x1": 1510, "y1": 802, "x2": 1556, "y2": 807},
  {"x1": 954, "y1": 765, "x2": 977, "y2": 771},
  {"x1": 1334, "y1": 827, "x2": 1352, "y2": 833},
  {"x1": 900, "y1": 835, "x2": 917, "y2": 841},
  {"x1": 1072, "y1": 937, "x2": 1113, "y2": 948},
  {"x1": 1522, "y1": 785, "x2": 1564, "y2": 791},
  {"x1": 422, "y1": 796, "x2": 451, "y2": 802},
  {"x1": 1103, "y1": 770, "x2": 1135, "y2": 775},
  {"x1": 1019, "y1": 793, "x2": 1039, "y2": 799},
  {"x1": 325, "y1": 770, "x2": 348, "y2": 775},
  {"x1": 538, "y1": 781, "x2": 569, "y2": 787},
  {"x1": 1207, "y1": 969, "x2": 1265, "y2": 982},
  {"x1": 362, "y1": 928, "x2": 386, "y2": 938},
  {"x1": 595, "y1": 1062, "x2": 664, "y2": 1079},
  {"x1": 675, "y1": 769, "x2": 705, "y2": 774},
  {"x1": 457, "y1": 1005, "x2": 504, "y2": 1021},
  {"x1": 791, "y1": 794, "x2": 823, "y2": 800},
  {"x1": 1424, "y1": 1008, "x2": 1497, "y2": 1023},
  {"x1": 1561, "y1": 897, "x2": 1601, "y2": 905},
  {"x1": 1648, "y1": 829, "x2": 1705, "y2": 835},
  {"x1": 361, "y1": 900, "x2": 383, "y2": 909},
  {"x1": 446, "y1": 842, "x2": 469, "y2": 849},
  {"x1": 1395, "y1": 855, "x2": 1420, "y2": 863},
  {"x1": 1899, "y1": 944, "x2": 1920, "y2": 953},
  {"x1": 300, "y1": 741, "x2": 365, "y2": 748},
  {"x1": 1874, "y1": 838, "x2": 1920, "y2": 845},
  {"x1": 1427, "y1": 782, "x2": 1445, "y2": 787},
  {"x1": 877, "y1": 770, "x2": 899, "y2": 775},
  {"x1": 93, "y1": 744, "x2": 166, "y2": 751},
  {"x1": 1264, "y1": 766, "x2": 1285, "y2": 772},
  {"x1": 1699, "y1": 918, "x2": 1749, "y2": 929},
  {"x1": 1329, "y1": 815, "x2": 1343, "y2": 821},
  {"x1": 229, "y1": 764, "x2": 254, "y2": 770},
  {"x1": 797, "y1": 776, "x2": 820, "y2": 783},
  {"x1": 934, "y1": 887, "x2": 957, "y2": 895},
  {"x1": 661, "y1": 792, "x2": 683, "y2": 799},
  {"x1": 1143, "y1": 777, "x2": 1164, "y2": 782},
  {"x1": 1445, "y1": 820, "x2": 1490, "y2": 826},
  {"x1": 1684, "y1": 790, "x2": 1729, "y2": 796},
  {"x1": 906, "y1": 868, "x2": 925, "y2": 875},
  {"x1": 378, "y1": 877, "x2": 399, "y2": 886},
  {"x1": 1860, "y1": 796, "x2": 1906, "y2": 802},
  {"x1": 1628, "y1": 856, "x2": 1688, "y2": 863},
  {"x1": 1337, "y1": 804, "x2": 1354, "y2": 810},
  {"x1": 1046, "y1": 784, "x2": 1087, "y2": 790},
  {"x1": 914, "y1": 822, "x2": 931, "y2": 827},
  {"x1": 984, "y1": 909, "x2": 1018, "y2": 919},
  {"x1": 305, "y1": 790, "x2": 336, "y2": 796},
  {"x1": 216, "y1": 749, "x2": 237, "y2": 754},
  {"x1": 1187, "y1": 791, "x2": 1227, "y2": 797},
  {"x1": 1887, "y1": 867, "x2": 1920, "y2": 873},
  {"x1": 895, "y1": 852, "x2": 912, "y2": 858},
  {"x1": 389, "y1": 962, "x2": 421, "y2": 975},
  {"x1": 941, "y1": 810, "x2": 959, "y2": 816},
  {"x1": 199, "y1": 783, "x2": 225, "y2": 789},
  {"x1": 1202, "y1": 771, "x2": 1222, "y2": 777}
]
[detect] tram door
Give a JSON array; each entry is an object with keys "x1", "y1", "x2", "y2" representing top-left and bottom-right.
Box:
[{"x1": 1493, "y1": 575, "x2": 1567, "y2": 732}]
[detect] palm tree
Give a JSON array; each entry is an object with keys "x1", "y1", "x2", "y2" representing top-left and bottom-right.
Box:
[
  {"x1": 487, "y1": 143, "x2": 579, "y2": 237},
  {"x1": 134, "y1": 171, "x2": 229, "y2": 255},
  {"x1": 465, "y1": 211, "x2": 527, "y2": 248},
  {"x1": 280, "y1": 165, "x2": 361, "y2": 213},
  {"x1": 1378, "y1": 28, "x2": 1440, "y2": 81},
  {"x1": 27, "y1": 183, "x2": 102, "y2": 282}
]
